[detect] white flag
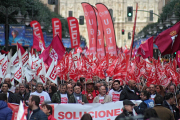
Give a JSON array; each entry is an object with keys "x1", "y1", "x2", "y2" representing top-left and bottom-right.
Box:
[
  {"x1": 17, "y1": 101, "x2": 27, "y2": 120},
  {"x1": 46, "y1": 60, "x2": 57, "y2": 85}
]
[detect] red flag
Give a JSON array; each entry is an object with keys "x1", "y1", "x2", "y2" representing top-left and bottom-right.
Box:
[
  {"x1": 176, "y1": 50, "x2": 180, "y2": 67},
  {"x1": 82, "y1": 3, "x2": 97, "y2": 55},
  {"x1": 154, "y1": 21, "x2": 180, "y2": 55},
  {"x1": 17, "y1": 43, "x2": 25, "y2": 55},
  {"x1": 30, "y1": 20, "x2": 45, "y2": 48},
  {"x1": 32, "y1": 35, "x2": 45, "y2": 52},
  {"x1": 137, "y1": 36, "x2": 153, "y2": 59},
  {"x1": 52, "y1": 18, "x2": 62, "y2": 39},
  {"x1": 67, "y1": 17, "x2": 80, "y2": 48},
  {"x1": 96, "y1": 3, "x2": 117, "y2": 55},
  {"x1": 39, "y1": 35, "x2": 65, "y2": 66}
]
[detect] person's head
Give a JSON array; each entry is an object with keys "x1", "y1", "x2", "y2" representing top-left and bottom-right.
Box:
[
  {"x1": 80, "y1": 113, "x2": 92, "y2": 120},
  {"x1": 95, "y1": 82, "x2": 101, "y2": 91},
  {"x1": 146, "y1": 87, "x2": 150, "y2": 92},
  {"x1": 144, "y1": 108, "x2": 158, "y2": 120},
  {"x1": 164, "y1": 93, "x2": 175, "y2": 105},
  {"x1": 85, "y1": 79, "x2": 94, "y2": 90},
  {"x1": 31, "y1": 79, "x2": 37, "y2": 86},
  {"x1": 112, "y1": 80, "x2": 121, "y2": 91},
  {"x1": 15, "y1": 85, "x2": 19, "y2": 93},
  {"x1": 123, "y1": 100, "x2": 135, "y2": 112},
  {"x1": 74, "y1": 85, "x2": 81, "y2": 94},
  {"x1": 156, "y1": 85, "x2": 162, "y2": 93},
  {"x1": 1, "y1": 83, "x2": 9, "y2": 93},
  {"x1": 67, "y1": 84, "x2": 73, "y2": 95},
  {"x1": 149, "y1": 84, "x2": 156, "y2": 94},
  {"x1": 59, "y1": 84, "x2": 67, "y2": 94},
  {"x1": 41, "y1": 104, "x2": 53, "y2": 115},
  {"x1": 154, "y1": 94, "x2": 163, "y2": 105},
  {"x1": 0, "y1": 93, "x2": 8, "y2": 102},
  {"x1": 19, "y1": 83, "x2": 26, "y2": 94},
  {"x1": 36, "y1": 82, "x2": 43, "y2": 93},
  {"x1": 92, "y1": 76, "x2": 98, "y2": 82},
  {"x1": 28, "y1": 95, "x2": 40, "y2": 110},
  {"x1": 50, "y1": 82, "x2": 55, "y2": 87},
  {"x1": 128, "y1": 80, "x2": 136, "y2": 90},
  {"x1": 169, "y1": 85, "x2": 175, "y2": 93},
  {"x1": 50, "y1": 85, "x2": 57, "y2": 94},
  {"x1": 4, "y1": 77, "x2": 11, "y2": 88},
  {"x1": 99, "y1": 86, "x2": 106, "y2": 96},
  {"x1": 140, "y1": 91, "x2": 150, "y2": 101},
  {"x1": 26, "y1": 85, "x2": 30, "y2": 93}
]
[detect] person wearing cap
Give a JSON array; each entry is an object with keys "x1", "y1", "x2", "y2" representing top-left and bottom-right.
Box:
[
  {"x1": 115, "y1": 100, "x2": 135, "y2": 120},
  {"x1": 82, "y1": 79, "x2": 99, "y2": 103}
]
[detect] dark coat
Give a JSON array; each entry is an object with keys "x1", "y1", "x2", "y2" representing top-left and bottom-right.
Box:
[
  {"x1": 68, "y1": 94, "x2": 89, "y2": 103},
  {"x1": 163, "y1": 100, "x2": 179, "y2": 120},
  {"x1": 115, "y1": 109, "x2": 134, "y2": 120},
  {"x1": 0, "y1": 100, "x2": 12, "y2": 120},
  {"x1": 51, "y1": 91, "x2": 72, "y2": 103},
  {"x1": 15, "y1": 92, "x2": 30, "y2": 105},
  {"x1": 0, "y1": 91, "x2": 17, "y2": 103},
  {"x1": 120, "y1": 85, "x2": 140, "y2": 101},
  {"x1": 27, "y1": 107, "x2": 48, "y2": 120}
]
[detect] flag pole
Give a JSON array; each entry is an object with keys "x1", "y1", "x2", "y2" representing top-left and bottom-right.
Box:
[{"x1": 130, "y1": 3, "x2": 138, "y2": 60}]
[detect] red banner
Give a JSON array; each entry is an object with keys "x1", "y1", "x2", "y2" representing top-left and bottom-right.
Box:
[
  {"x1": 93, "y1": 6, "x2": 105, "y2": 57},
  {"x1": 82, "y1": 3, "x2": 97, "y2": 55},
  {"x1": 52, "y1": 18, "x2": 62, "y2": 39},
  {"x1": 30, "y1": 21, "x2": 45, "y2": 46},
  {"x1": 96, "y1": 3, "x2": 117, "y2": 56},
  {"x1": 67, "y1": 17, "x2": 80, "y2": 48},
  {"x1": 176, "y1": 50, "x2": 180, "y2": 67}
]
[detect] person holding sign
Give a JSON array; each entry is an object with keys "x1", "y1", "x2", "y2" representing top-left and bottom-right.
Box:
[{"x1": 93, "y1": 86, "x2": 112, "y2": 104}]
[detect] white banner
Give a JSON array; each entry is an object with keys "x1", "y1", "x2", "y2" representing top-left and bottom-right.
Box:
[{"x1": 53, "y1": 101, "x2": 124, "y2": 120}]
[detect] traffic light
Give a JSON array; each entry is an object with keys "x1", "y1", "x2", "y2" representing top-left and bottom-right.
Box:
[
  {"x1": 127, "y1": 7, "x2": 133, "y2": 17},
  {"x1": 79, "y1": 16, "x2": 84, "y2": 25},
  {"x1": 122, "y1": 29, "x2": 125, "y2": 35}
]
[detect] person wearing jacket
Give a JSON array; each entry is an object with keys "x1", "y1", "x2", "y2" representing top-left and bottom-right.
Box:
[
  {"x1": 68, "y1": 85, "x2": 88, "y2": 104},
  {"x1": 15, "y1": 83, "x2": 30, "y2": 105},
  {"x1": 163, "y1": 93, "x2": 179, "y2": 120},
  {"x1": 93, "y1": 86, "x2": 112, "y2": 103},
  {"x1": 27, "y1": 95, "x2": 47, "y2": 120},
  {"x1": 41, "y1": 104, "x2": 56, "y2": 120},
  {"x1": 120, "y1": 80, "x2": 140, "y2": 100},
  {"x1": 115, "y1": 100, "x2": 135, "y2": 120},
  {"x1": 51, "y1": 84, "x2": 72, "y2": 103},
  {"x1": 0, "y1": 93, "x2": 12, "y2": 120},
  {"x1": 134, "y1": 90, "x2": 154, "y2": 114}
]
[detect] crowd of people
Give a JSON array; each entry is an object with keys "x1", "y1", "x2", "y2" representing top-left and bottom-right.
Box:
[{"x1": 0, "y1": 75, "x2": 180, "y2": 120}]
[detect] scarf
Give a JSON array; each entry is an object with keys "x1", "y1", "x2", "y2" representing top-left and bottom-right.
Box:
[
  {"x1": 73, "y1": 93, "x2": 82, "y2": 103},
  {"x1": 86, "y1": 88, "x2": 94, "y2": 100}
]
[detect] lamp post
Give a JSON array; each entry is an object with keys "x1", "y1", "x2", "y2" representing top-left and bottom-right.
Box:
[
  {"x1": 157, "y1": 21, "x2": 164, "y2": 30},
  {"x1": 163, "y1": 16, "x2": 171, "y2": 28},
  {"x1": 170, "y1": 12, "x2": 179, "y2": 25}
]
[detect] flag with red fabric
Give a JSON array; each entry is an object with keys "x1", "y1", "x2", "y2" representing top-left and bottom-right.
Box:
[
  {"x1": 17, "y1": 43, "x2": 25, "y2": 56},
  {"x1": 154, "y1": 21, "x2": 180, "y2": 55},
  {"x1": 176, "y1": 50, "x2": 180, "y2": 67},
  {"x1": 137, "y1": 37, "x2": 153, "y2": 59},
  {"x1": 32, "y1": 35, "x2": 46, "y2": 52}
]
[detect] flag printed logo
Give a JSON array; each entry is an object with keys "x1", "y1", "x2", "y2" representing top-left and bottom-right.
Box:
[
  {"x1": 49, "y1": 46, "x2": 58, "y2": 61},
  {"x1": 49, "y1": 66, "x2": 56, "y2": 80},
  {"x1": 141, "y1": 48, "x2": 145, "y2": 55},
  {"x1": 170, "y1": 31, "x2": 178, "y2": 48},
  {"x1": 14, "y1": 67, "x2": 22, "y2": 79},
  {"x1": 178, "y1": 54, "x2": 180, "y2": 62},
  {"x1": 39, "y1": 40, "x2": 43, "y2": 49},
  {"x1": 39, "y1": 75, "x2": 45, "y2": 84},
  {"x1": 2, "y1": 61, "x2": 7, "y2": 75}
]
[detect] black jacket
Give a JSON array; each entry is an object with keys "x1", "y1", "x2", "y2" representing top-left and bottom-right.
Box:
[
  {"x1": 27, "y1": 107, "x2": 47, "y2": 120},
  {"x1": 134, "y1": 101, "x2": 147, "y2": 114},
  {"x1": 163, "y1": 100, "x2": 179, "y2": 120},
  {"x1": 115, "y1": 109, "x2": 134, "y2": 120},
  {"x1": 0, "y1": 91, "x2": 17, "y2": 103},
  {"x1": 15, "y1": 92, "x2": 30, "y2": 105},
  {"x1": 120, "y1": 85, "x2": 140, "y2": 101}
]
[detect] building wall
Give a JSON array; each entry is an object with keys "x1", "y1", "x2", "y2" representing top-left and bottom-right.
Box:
[{"x1": 40, "y1": 0, "x2": 166, "y2": 48}]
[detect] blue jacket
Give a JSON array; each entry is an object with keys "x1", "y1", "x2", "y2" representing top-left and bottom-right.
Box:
[
  {"x1": 27, "y1": 107, "x2": 47, "y2": 120},
  {"x1": 0, "y1": 100, "x2": 12, "y2": 120}
]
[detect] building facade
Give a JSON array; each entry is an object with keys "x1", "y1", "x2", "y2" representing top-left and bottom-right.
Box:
[{"x1": 41, "y1": 0, "x2": 167, "y2": 48}]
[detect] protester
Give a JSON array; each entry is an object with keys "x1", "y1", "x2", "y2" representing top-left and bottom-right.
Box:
[
  {"x1": 30, "y1": 82, "x2": 51, "y2": 104},
  {"x1": 48, "y1": 85, "x2": 57, "y2": 99},
  {"x1": 67, "y1": 84, "x2": 73, "y2": 95},
  {"x1": 143, "y1": 108, "x2": 158, "y2": 120},
  {"x1": 95, "y1": 82, "x2": 101, "y2": 91},
  {"x1": 0, "y1": 93, "x2": 12, "y2": 120},
  {"x1": 169, "y1": 85, "x2": 176, "y2": 94},
  {"x1": 15, "y1": 83, "x2": 30, "y2": 105},
  {"x1": 69, "y1": 85, "x2": 88, "y2": 104},
  {"x1": 82, "y1": 79, "x2": 99, "y2": 103},
  {"x1": 156, "y1": 85, "x2": 165, "y2": 97},
  {"x1": 150, "y1": 84, "x2": 157, "y2": 100},
  {"x1": 41, "y1": 104, "x2": 56, "y2": 120},
  {"x1": 27, "y1": 95, "x2": 48, "y2": 120},
  {"x1": 115, "y1": 100, "x2": 135, "y2": 120},
  {"x1": 15, "y1": 85, "x2": 19, "y2": 94},
  {"x1": 93, "y1": 86, "x2": 112, "y2": 103},
  {"x1": 80, "y1": 113, "x2": 92, "y2": 120},
  {"x1": 153, "y1": 94, "x2": 175, "y2": 120},
  {"x1": 134, "y1": 91, "x2": 154, "y2": 114},
  {"x1": 120, "y1": 80, "x2": 140, "y2": 100},
  {"x1": 0, "y1": 83, "x2": 17, "y2": 103},
  {"x1": 51, "y1": 84, "x2": 71, "y2": 103},
  {"x1": 4, "y1": 74, "x2": 15, "y2": 93},
  {"x1": 163, "y1": 93, "x2": 179, "y2": 120}
]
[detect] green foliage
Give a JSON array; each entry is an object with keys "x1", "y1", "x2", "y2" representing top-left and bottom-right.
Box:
[{"x1": 0, "y1": 0, "x2": 68, "y2": 37}]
